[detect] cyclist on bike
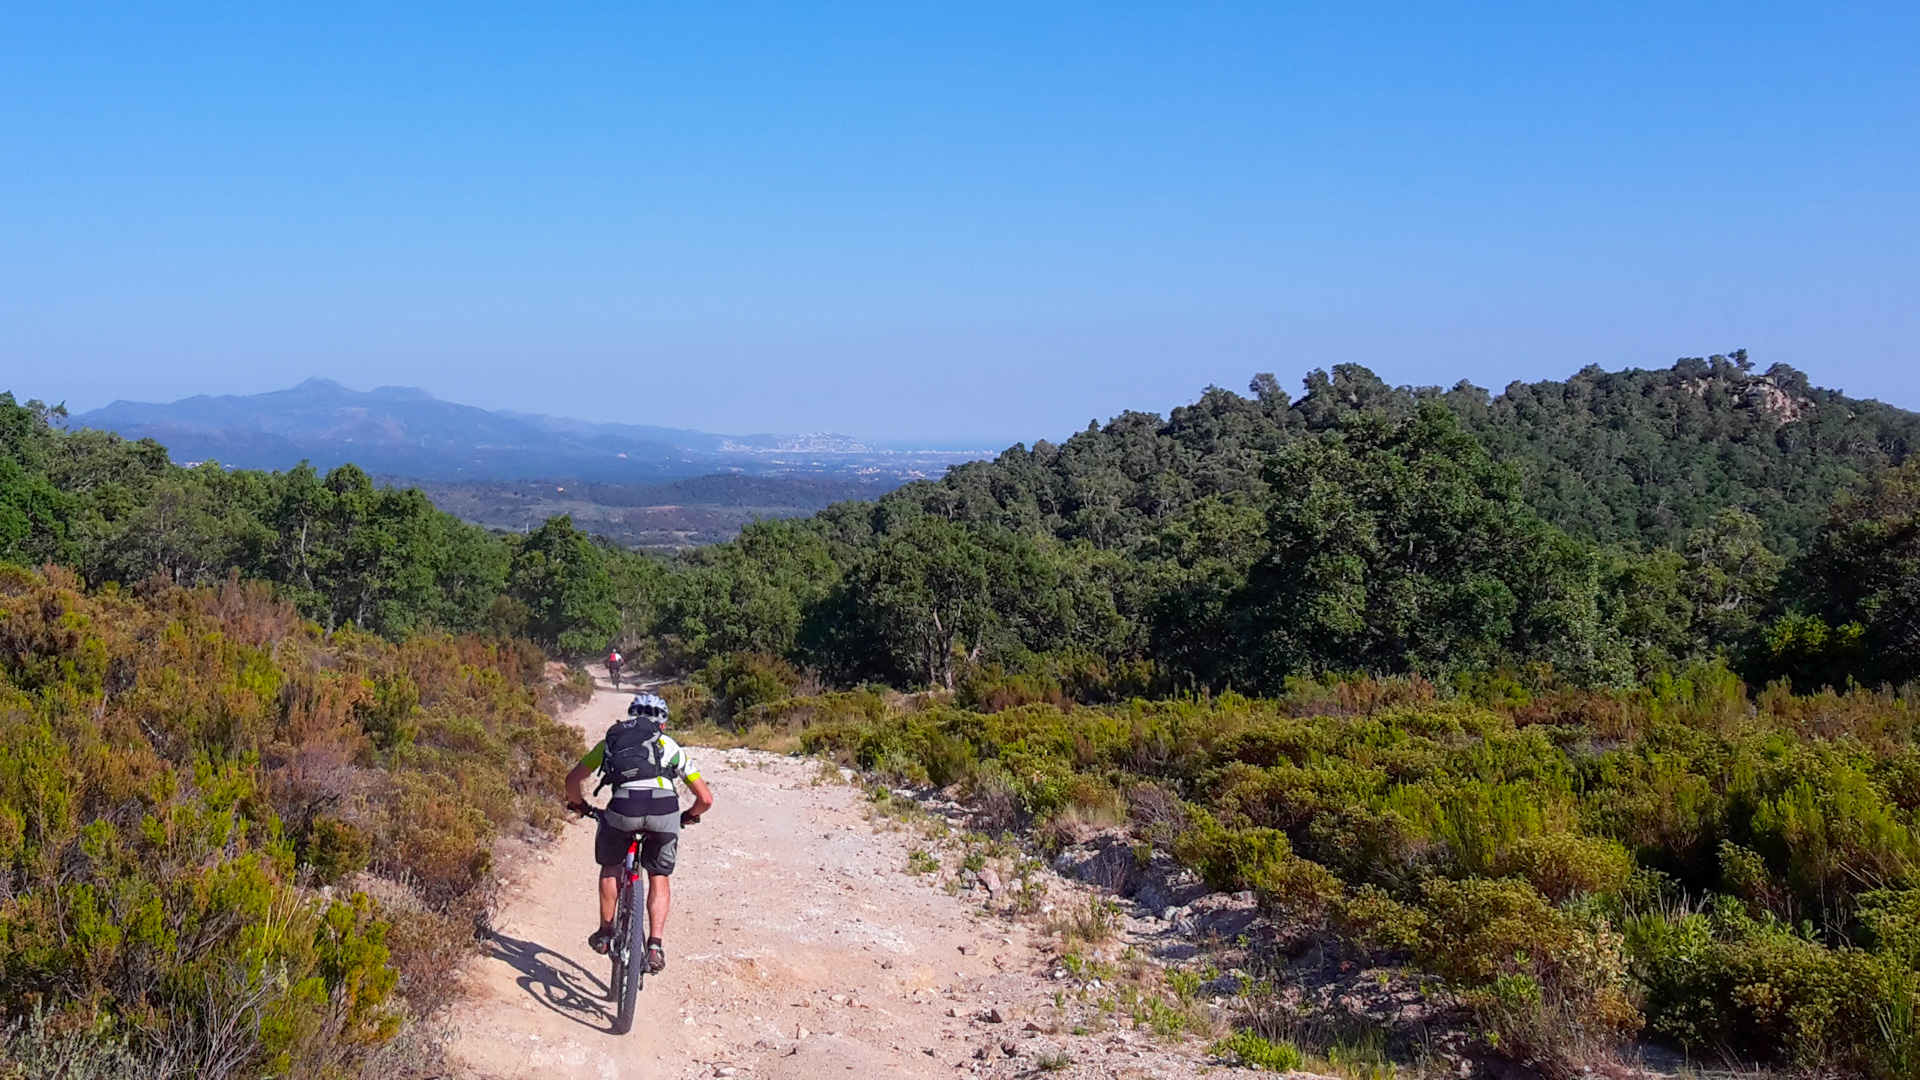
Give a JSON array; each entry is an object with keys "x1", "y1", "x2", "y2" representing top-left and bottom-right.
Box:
[
  {"x1": 606, "y1": 648, "x2": 624, "y2": 688},
  {"x1": 564, "y1": 693, "x2": 712, "y2": 974}
]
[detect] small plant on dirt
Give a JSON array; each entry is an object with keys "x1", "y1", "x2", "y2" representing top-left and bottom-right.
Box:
[
  {"x1": 1045, "y1": 898, "x2": 1119, "y2": 948},
  {"x1": 962, "y1": 850, "x2": 987, "y2": 872},
  {"x1": 1035, "y1": 1051, "x2": 1073, "y2": 1071},
  {"x1": 1213, "y1": 1030, "x2": 1304, "y2": 1071},
  {"x1": 1012, "y1": 874, "x2": 1049, "y2": 914},
  {"x1": 1135, "y1": 996, "x2": 1194, "y2": 1039},
  {"x1": 906, "y1": 848, "x2": 939, "y2": 874}
]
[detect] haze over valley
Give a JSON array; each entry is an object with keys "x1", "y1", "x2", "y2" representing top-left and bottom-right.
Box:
[{"x1": 71, "y1": 377, "x2": 991, "y2": 544}]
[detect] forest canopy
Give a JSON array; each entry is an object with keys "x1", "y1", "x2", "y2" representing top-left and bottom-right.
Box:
[{"x1": 5, "y1": 353, "x2": 1919, "y2": 698}]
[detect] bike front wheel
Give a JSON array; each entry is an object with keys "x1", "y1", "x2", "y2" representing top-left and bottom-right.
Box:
[{"x1": 610, "y1": 876, "x2": 645, "y2": 1033}]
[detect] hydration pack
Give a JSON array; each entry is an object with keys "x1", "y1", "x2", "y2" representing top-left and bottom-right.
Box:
[{"x1": 598, "y1": 719, "x2": 675, "y2": 790}]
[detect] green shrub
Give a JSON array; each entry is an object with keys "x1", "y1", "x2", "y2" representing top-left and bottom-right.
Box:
[
  {"x1": 1627, "y1": 897, "x2": 1920, "y2": 1074},
  {"x1": 699, "y1": 651, "x2": 801, "y2": 723},
  {"x1": 1497, "y1": 832, "x2": 1636, "y2": 902},
  {"x1": 1213, "y1": 1030, "x2": 1303, "y2": 1070},
  {"x1": 300, "y1": 817, "x2": 371, "y2": 886}
]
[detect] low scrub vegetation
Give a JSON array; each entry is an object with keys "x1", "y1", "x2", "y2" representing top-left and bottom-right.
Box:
[
  {"x1": 0, "y1": 567, "x2": 581, "y2": 1078},
  {"x1": 701, "y1": 666, "x2": 1920, "y2": 1076}
]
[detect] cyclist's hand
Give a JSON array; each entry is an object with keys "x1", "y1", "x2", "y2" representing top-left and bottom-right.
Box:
[
  {"x1": 566, "y1": 801, "x2": 593, "y2": 818},
  {"x1": 679, "y1": 810, "x2": 701, "y2": 826}
]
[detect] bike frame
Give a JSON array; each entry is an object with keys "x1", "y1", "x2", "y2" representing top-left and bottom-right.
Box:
[{"x1": 605, "y1": 825, "x2": 646, "y2": 1032}]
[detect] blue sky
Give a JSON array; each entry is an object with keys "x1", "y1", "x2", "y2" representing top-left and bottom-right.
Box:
[{"x1": 2, "y1": 3, "x2": 1915, "y2": 444}]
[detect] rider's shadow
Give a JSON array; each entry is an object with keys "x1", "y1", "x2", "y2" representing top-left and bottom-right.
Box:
[{"x1": 485, "y1": 931, "x2": 617, "y2": 1032}]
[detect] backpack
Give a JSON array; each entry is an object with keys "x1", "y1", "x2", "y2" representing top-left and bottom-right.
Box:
[{"x1": 598, "y1": 720, "x2": 675, "y2": 791}]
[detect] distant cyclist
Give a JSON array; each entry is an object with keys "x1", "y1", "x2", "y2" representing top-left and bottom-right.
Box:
[
  {"x1": 606, "y1": 648, "x2": 624, "y2": 688},
  {"x1": 564, "y1": 693, "x2": 713, "y2": 974}
]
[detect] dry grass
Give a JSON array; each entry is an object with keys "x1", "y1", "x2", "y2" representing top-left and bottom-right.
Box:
[
  {"x1": 673, "y1": 721, "x2": 803, "y2": 754},
  {"x1": 1043, "y1": 897, "x2": 1121, "y2": 950}
]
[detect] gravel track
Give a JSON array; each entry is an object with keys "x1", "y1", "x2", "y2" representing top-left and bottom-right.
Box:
[{"x1": 446, "y1": 679, "x2": 1275, "y2": 1080}]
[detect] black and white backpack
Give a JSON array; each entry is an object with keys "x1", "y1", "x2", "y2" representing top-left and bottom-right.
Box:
[{"x1": 598, "y1": 719, "x2": 676, "y2": 791}]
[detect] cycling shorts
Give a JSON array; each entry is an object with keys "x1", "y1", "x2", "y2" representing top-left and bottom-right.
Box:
[{"x1": 594, "y1": 810, "x2": 680, "y2": 875}]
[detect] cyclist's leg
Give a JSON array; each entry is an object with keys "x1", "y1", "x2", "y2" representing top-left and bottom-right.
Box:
[
  {"x1": 590, "y1": 819, "x2": 633, "y2": 951},
  {"x1": 638, "y1": 814, "x2": 681, "y2": 971},
  {"x1": 598, "y1": 866, "x2": 620, "y2": 927},
  {"x1": 646, "y1": 872, "x2": 671, "y2": 939}
]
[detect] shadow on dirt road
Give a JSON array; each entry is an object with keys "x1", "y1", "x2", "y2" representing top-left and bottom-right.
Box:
[{"x1": 486, "y1": 931, "x2": 616, "y2": 1033}]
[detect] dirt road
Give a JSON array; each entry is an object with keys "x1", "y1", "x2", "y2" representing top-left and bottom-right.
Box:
[{"x1": 446, "y1": 681, "x2": 1259, "y2": 1080}]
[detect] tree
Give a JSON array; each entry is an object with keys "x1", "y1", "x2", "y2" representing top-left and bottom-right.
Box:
[
  {"x1": 0, "y1": 453, "x2": 69, "y2": 567},
  {"x1": 0, "y1": 394, "x2": 74, "y2": 567},
  {"x1": 838, "y1": 515, "x2": 996, "y2": 690},
  {"x1": 1682, "y1": 508, "x2": 1784, "y2": 649},
  {"x1": 509, "y1": 516, "x2": 620, "y2": 658},
  {"x1": 663, "y1": 517, "x2": 847, "y2": 662},
  {"x1": 1229, "y1": 405, "x2": 1625, "y2": 689},
  {"x1": 1791, "y1": 463, "x2": 1920, "y2": 686}
]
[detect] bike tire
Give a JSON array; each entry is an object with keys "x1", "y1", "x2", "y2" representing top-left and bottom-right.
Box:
[
  {"x1": 611, "y1": 877, "x2": 645, "y2": 1033},
  {"x1": 607, "y1": 912, "x2": 626, "y2": 1008}
]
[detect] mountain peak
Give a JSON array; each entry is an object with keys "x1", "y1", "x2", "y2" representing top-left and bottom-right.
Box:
[{"x1": 290, "y1": 377, "x2": 352, "y2": 396}]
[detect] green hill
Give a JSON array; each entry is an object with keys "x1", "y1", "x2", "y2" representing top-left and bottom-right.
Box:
[{"x1": 890, "y1": 351, "x2": 1917, "y2": 558}]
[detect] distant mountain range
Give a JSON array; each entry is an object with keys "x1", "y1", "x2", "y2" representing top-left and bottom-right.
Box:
[{"x1": 71, "y1": 378, "x2": 986, "y2": 482}]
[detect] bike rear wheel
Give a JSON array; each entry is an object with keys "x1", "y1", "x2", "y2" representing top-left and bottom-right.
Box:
[{"x1": 610, "y1": 875, "x2": 645, "y2": 1033}]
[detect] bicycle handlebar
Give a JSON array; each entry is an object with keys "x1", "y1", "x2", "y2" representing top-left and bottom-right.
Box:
[{"x1": 566, "y1": 800, "x2": 699, "y2": 826}]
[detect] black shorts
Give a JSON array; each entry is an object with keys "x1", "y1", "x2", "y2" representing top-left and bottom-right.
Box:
[{"x1": 594, "y1": 810, "x2": 680, "y2": 875}]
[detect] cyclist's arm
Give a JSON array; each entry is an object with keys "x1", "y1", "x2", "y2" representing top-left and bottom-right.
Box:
[
  {"x1": 565, "y1": 742, "x2": 607, "y2": 805},
  {"x1": 685, "y1": 774, "x2": 714, "y2": 818},
  {"x1": 666, "y1": 740, "x2": 714, "y2": 818}
]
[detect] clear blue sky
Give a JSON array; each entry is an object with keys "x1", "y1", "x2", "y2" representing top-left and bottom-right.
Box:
[{"x1": 2, "y1": 3, "x2": 1916, "y2": 445}]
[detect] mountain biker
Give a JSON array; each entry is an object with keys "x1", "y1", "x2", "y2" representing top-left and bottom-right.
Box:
[
  {"x1": 564, "y1": 693, "x2": 712, "y2": 975},
  {"x1": 606, "y1": 648, "x2": 624, "y2": 688}
]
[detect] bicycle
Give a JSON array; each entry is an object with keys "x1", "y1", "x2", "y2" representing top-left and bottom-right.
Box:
[
  {"x1": 607, "y1": 660, "x2": 623, "y2": 689},
  {"x1": 568, "y1": 803, "x2": 697, "y2": 1035},
  {"x1": 564, "y1": 804, "x2": 644, "y2": 1031}
]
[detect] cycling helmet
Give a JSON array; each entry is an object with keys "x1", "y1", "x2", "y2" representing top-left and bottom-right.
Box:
[{"x1": 627, "y1": 693, "x2": 670, "y2": 726}]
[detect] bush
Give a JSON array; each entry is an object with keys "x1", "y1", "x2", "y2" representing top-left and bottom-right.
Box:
[
  {"x1": 1498, "y1": 832, "x2": 1636, "y2": 903},
  {"x1": 1628, "y1": 897, "x2": 1920, "y2": 1075},
  {"x1": 1409, "y1": 878, "x2": 1640, "y2": 1068},
  {"x1": 301, "y1": 817, "x2": 371, "y2": 886},
  {"x1": 0, "y1": 570, "x2": 580, "y2": 1078},
  {"x1": 1212, "y1": 1030, "x2": 1303, "y2": 1070},
  {"x1": 698, "y1": 651, "x2": 802, "y2": 724}
]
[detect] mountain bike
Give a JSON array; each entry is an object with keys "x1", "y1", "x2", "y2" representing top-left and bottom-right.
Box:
[
  {"x1": 569, "y1": 804, "x2": 647, "y2": 1033},
  {"x1": 606, "y1": 822, "x2": 647, "y2": 1033}
]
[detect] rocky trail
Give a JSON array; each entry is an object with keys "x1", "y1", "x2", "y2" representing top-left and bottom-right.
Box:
[{"x1": 445, "y1": 677, "x2": 1279, "y2": 1080}]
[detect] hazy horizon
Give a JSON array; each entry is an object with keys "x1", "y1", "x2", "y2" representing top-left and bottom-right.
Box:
[
  {"x1": 39, "y1": 351, "x2": 1920, "y2": 457},
  {"x1": 4, "y1": 4, "x2": 1916, "y2": 444}
]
